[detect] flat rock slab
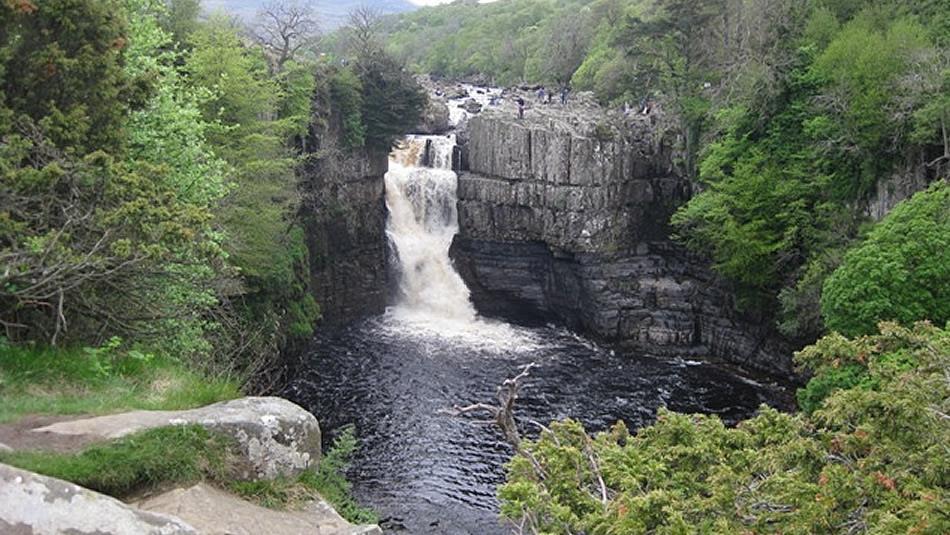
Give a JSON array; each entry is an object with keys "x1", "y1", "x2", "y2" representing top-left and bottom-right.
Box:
[
  {"x1": 0, "y1": 414, "x2": 104, "y2": 454},
  {"x1": 33, "y1": 397, "x2": 321, "y2": 480},
  {"x1": 0, "y1": 462, "x2": 196, "y2": 535},
  {"x1": 136, "y1": 483, "x2": 382, "y2": 535}
]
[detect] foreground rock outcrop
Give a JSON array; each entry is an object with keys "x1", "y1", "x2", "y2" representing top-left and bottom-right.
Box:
[
  {"x1": 453, "y1": 103, "x2": 792, "y2": 374},
  {"x1": 32, "y1": 397, "x2": 321, "y2": 480},
  {"x1": 1, "y1": 463, "x2": 383, "y2": 535},
  {"x1": 0, "y1": 463, "x2": 197, "y2": 535},
  {"x1": 137, "y1": 483, "x2": 381, "y2": 535}
]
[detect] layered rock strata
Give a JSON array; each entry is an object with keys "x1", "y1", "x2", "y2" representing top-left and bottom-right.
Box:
[{"x1": 453, "y1": 110, "x2": 791, "y2": 374}]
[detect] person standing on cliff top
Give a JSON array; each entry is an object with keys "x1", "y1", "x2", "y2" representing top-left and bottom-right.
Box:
[
  {"x1": 517, "y1": 97, "x2": 525, "y2": 120},
  {"x1": 560, "y1": 85, "x2": 571, "y2": 105}
]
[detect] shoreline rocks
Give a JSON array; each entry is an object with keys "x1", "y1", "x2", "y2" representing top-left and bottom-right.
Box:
[
  {"x1": 414, "y1": 98, "x2": 452, "y2": 135},
  {"x1": 1, "y1": 398, "x2": 384, "y2": 534}
]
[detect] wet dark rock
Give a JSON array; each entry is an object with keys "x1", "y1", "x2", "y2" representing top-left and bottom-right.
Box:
[
  {"x1": 300, "y1": 86, "x2": 391, "y2": 326},
  {"x1": 445, "y1": 87, "x2": 470, "y2": 100}
]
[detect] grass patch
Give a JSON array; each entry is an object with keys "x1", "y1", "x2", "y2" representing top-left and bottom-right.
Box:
[
  {"x1": 0, "y1": 339, "x2": 240, "y2": 423},
  {"x1": 231, "y1": 426, "x2": 377, "y2": 524},
  {"x1": 0, "y1": 425, "x2": 233, "y2": 497}
]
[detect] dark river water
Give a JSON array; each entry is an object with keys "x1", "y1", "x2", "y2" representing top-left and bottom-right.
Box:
[{"x1": 283, "y1": 313, "x2": 789, "y2": 534}]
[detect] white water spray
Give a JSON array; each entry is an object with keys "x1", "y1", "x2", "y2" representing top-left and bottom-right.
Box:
[{"x1": 384, "y1": 135, "x2": 537, "y2": 350}]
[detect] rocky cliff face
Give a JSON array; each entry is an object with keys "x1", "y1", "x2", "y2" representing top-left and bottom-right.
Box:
[
  {"x1": 864, "y1": 150, "x2": 942, "y2": 221},
  {"x1": 453, "y1": 109, "x2": 792, "y2": 375},
  {"x1": 300, "y1": 90, "x2": 390, "y2": 326}
]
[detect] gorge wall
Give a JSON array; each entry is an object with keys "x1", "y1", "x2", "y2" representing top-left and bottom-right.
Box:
[
  {"x1": 452, "y1": 110, "x2": 793, "y2": 375},
  {"x1": 299, "y1": 89, "x2": 390, "y2": 327}
]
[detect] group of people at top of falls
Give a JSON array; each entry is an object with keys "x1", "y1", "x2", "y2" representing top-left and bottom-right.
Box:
[
  {"x1": 535, "y1": 86, "x2": 570, "y2": 106},
  {"x1": 514, "y1": 84, "x2": 571, "y2": 120}
]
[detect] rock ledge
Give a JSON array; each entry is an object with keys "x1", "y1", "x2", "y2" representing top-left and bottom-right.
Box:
[{"x1": 33, "y1": 397, "x2": 321, "y2": 480}]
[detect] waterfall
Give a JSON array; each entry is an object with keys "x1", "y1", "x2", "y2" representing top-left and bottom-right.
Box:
[
  {"x1": 386, "y1": 135, "x2": 474, "y2": 322},
  {"x1": 384, "y1": 135, "x2": 536, "y2": 348}
]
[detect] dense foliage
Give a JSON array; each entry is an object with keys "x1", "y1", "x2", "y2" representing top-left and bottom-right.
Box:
[
  {"x1": 1, "y1": 0, "x2": 425, "y2": 384},
  {"x1": 500, "y1": 322, "x2": 950, "y2": 533},
  {"x1": 383, "y1": 0, "x2": 607, "y2": 86},
  {"x1": 383, "y1": 2, "x2": 950, "y2": 530},
  {"x1": 1, "y1": 0, "x2": 227, "y2": 357}
]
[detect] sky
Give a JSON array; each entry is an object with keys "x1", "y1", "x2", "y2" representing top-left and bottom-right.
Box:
[
  {"x1": 203, "y1": 0, "x2": 504, "y2": 26},
  {"x1": 409, "y1": 0, "x2": 500, "y2": 4}
]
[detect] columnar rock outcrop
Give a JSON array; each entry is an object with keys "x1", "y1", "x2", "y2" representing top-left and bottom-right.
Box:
[{"x1": 453, "y1": 109, "x2": 791, "y2": 374}]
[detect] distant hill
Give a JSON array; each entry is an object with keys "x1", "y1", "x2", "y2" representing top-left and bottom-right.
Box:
[{"x1": 203, "y1": 0, "x2": 418, "y2": 29}]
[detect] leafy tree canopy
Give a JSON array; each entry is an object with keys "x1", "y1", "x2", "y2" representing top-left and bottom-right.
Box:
[{"x1": 822, "y1": 181, "x2": 950, "y2": 337}]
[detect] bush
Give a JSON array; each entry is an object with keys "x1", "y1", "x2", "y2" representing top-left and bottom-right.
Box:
[
  {"x1": 822, "y1": 181, "x2": 950, "y2": 336},
  {"x1": 500, "y1": 322, "x2": 950, "y2": 534},
  {"x1": 329, "y1": 68, "x2": 366, "y2": 149}
]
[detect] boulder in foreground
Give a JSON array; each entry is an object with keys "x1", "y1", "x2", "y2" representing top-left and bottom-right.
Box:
[
  {"x1": 33, "y1": 397, "x2": 321, "y2": 480},
  {"x1": 137, "y1": 483, "x2": 382, "y2": 535},
  {"x1": 0, "y1": 462, "x2": 196, "y2": 535}
]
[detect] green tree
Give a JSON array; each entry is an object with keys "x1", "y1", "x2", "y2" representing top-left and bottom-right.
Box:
[
  {"x1": 0, "y1": 0, "x2": 222, "y2": 351},
  {"x1": 614, "y1": 0, "x2": 726, "y2": 177},
  {"x1": 346, "y1": 9, "x2": 426, "y2": 150},
  {"x1": 0, "y1": 0, "x2": 137, "y2": 154},
  {"x1": 159, "y1": 0, "x2": 201, "y2": 45},
  {"x1": 808, "y1": 14, "x2": 930, "y2": 197},
  {"x1": 353, "y1": 50, "x2": 426, "y2": 150},
  {"x1": 328, "y1": 68, "x2": 366, "y2": 149},
  {"x1": 821, "y1": 181, "x2": 950, "y2": 337},
  {"x1": 121, "y1": 0, "x2": 231, "y2": 358},
  {"x1": 183, "y1": 14, "x2": 319, "y2": 365}
]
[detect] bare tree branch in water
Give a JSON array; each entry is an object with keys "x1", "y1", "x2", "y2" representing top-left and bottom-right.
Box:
[
  {"x1": 445, "y1": 362, "x2": 535, "y2": 445},
  {"x1": 443, "y1": 362, "x2": 609, "y2": 534}
]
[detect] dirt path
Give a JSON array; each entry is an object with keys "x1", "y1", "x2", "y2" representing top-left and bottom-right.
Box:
[{"x1": 0, "y1": 414, "x2": 106, "y2": 454}]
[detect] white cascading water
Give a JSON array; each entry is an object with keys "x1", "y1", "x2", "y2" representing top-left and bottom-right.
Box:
[
  {"x1": 387, "y1": 135, "x2": 474, "y2": 322},
  {"x1": 384, "y1": 133, "x2": 537, "y2": 349}
]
